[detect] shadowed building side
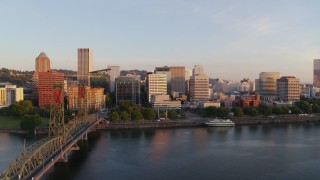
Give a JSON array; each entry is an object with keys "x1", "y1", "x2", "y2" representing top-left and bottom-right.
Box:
[{"x1": 313, "y1": 59, "x2": 320, "y2": 87}]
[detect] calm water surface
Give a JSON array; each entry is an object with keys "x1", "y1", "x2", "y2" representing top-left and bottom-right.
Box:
[{"x1": 2, "y1": 123, "x2": 320, "y2": 180}]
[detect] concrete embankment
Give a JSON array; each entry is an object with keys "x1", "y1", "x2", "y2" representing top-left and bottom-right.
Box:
[
  {"x1": 232, "y1": 116, "x2": 320, "y2": 125},
  {"x1": 0, "y1": 129, "x2": 27, "y2": 133},
  {"x1": 96, "y1": 121, "x2": 204, "y2": 130}
]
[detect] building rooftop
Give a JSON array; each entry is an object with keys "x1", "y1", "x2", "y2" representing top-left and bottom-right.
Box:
[{"x1": 37, "y1": 52, "x2": 49, "y2": 59}]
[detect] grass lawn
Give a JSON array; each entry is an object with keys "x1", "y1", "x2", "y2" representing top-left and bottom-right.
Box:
[{"x1": 0, "y1": 116, "x2": 49, "y2": 129}]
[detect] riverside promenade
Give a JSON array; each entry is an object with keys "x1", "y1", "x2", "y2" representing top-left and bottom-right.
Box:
[
  {"x1": 2, "y1": 114, "x2": 320, "y2": 133},
  {"x1": 96, "y1": 113, "x2": 320, "y2": 130},
  {"x1": 231, "y1": 115, "x2": 320, "y2": 125}
]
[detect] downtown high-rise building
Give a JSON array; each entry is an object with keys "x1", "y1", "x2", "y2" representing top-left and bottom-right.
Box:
[
  {"x1": 35, "y1": 52, "x2": 51, "y2": 72},
  {"x1": 189, "y1": 65, "x2": 209, "y2": 102},
  {"x1": 170, "y1": 66, "x2": 185, "y2": 97},
  {"x1": 38, "y1": 71, "x2": 64, "y2": 106},
  {"x1": 193, "y1": 65, "x2": 204, "y2": 76},
  {"x1": 33, "y1": 52, "x2": 51, "y2": 86},
  {"x1": 155, "y1": 66, "x2": 171, "y2": 95},
  {"x1": 147, "y1": 73, "x2": 167, "y2": 102},
  {"x1": 257, "y1": 72, "x2": 280, "y2": 100},
  {"x1": 154, "y1": 66, "x2": 185, "y2": 97},
  {"x1": 115, "y1": 75, "x2": 141, "y2": 105},
  {"x1": 314, "y1": 59, "x2": 320, "y2": 87},
  {"x1": 78, "y1": 48, "x2": 93, "y2": 86},
  {"x1": 277, "y1": 76, "x2": 301, "y2": 102},
  {"x1": 107, "y1": 65, "x2": 120, "y2": 93}
]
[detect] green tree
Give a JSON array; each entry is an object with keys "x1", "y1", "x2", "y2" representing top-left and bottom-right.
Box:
[
  {"x1": 205, "y1": 106, "x2": 217, "y2": 117},
  {"x1": 312, "y1": 104, "x2": 320, "y2": 113},
  {"x1": 217, "y1": 107, "x2": 229, "y2": 118},
  {"x1": 260, "y1": 105, "x2": 272, "y2": 116},
  {"x1": 119, "y1": 100, "x2": 132, "y2": 111},
  {"x1": 243, "y1": 107, "x2": 259, "y2": 116},
  {"x1": 37, "y1": 105, "x2": 50, "y2": 118},
  {"x1": 110, "y1": 111, "x2": 121, "y2": 121},
  {"x1": 132, "y1": 109, "x2": 143, "y2": 120},
  {"x1": 290, "y1": 106, "x2": 301, "y2": 114},
  {"x1": 272, "y1": 107, "x2": 283, "y2": 115},
  {"x1": 168, "y1": 110, "x2": 177, "y2": 119},
  {"x1": 296, "y1": 101, "x2": 312, "y2": 113},
  {"x1": 142, "y1": 108, "x2": 156, "y2": 120},
  {"x1": 233, "y1": 107, "x2": 243, "y2": 117},
  {"x1": 251, "y1": 108, "x2": 259, "y2": 116},
  {"x1": 120, "y1": 111, "x2": 130, "y2": 121},
  {"x1": 280, "y1": 107, "x2": 290, "y2": 114},
  {"x1": 0, "y1": 107, "x2": 11, "y2": 116},
  {"x1": 196, "y1": 109, "x2": 206, "y2": 117},
  {"x1": 20, "y1": 114, "x2": 42, "y2": 131}
]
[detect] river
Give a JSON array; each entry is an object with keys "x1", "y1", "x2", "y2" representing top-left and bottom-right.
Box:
[{"x1": 2, "y1": 123, "x2": 320, "y2": 180}]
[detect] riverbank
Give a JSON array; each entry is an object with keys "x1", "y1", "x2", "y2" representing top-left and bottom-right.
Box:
[
  {"x1": 231, "y1": 115, "x2": 320, "y2": 125},
  {"x1": 2, "y1": 115, "x2": 320, "y2": 133},
  {"x1": 96, "y1": 115, "x2": 320, "y2": 130},
  {"x1": 0, "y1": 116, "x2": 49, "y2": 133},
  {"x1": 0, "y1": 128, "x2": 27, "y2": 133},
  {"x1": 96, "y1": 120, "x2": 204, "y2": 130}
]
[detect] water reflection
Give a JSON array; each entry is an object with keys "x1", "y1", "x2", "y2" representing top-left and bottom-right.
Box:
[
  {"x1": 150, "y1": 130, "x2": 170, "y2": 163},
  {"x1": 3, "y1": 124, "x2": 320, "y2": 180},
  {"x1": 44, "y1": 132, "x2": 101, "y2": 180}
]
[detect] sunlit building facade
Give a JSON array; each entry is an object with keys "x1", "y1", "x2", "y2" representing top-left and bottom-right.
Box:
[
  {"x1": 277, "y1": 76, "x2": 301, "y2": 102},
  {"x1": 38, "y1": 71, "x2": 64, "y2": 106},
  {"x1": 0, "y1": 84, "x2": 24, "y2": 108},
  {"x1": 147, "y1": 74, "x2": 167, "y2": 102},
  {"x1": 257, "y1": 72, "x2": 280, "y2": 100}
]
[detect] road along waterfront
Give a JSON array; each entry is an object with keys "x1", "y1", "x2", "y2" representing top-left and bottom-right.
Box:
[{"x1": 2, "y1": 122, "x2": 320, "y2": 180}]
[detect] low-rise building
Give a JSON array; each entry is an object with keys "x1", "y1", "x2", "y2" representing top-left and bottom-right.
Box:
[
  {"x1": 0, "y1": 83, "x2": 24, "y2": 108},
  {"x1": 151, "y1": 94, "x2": 181, "y2": 110},
  {"x1": 238, "y1": 95, "x2": 260, "y2": 107},
  {"x1": 67, "y1": 85, "x2": 105, "y2": 110},
  {"x1": 198, "y1": 101, "x2": 221, "y2": 109}
]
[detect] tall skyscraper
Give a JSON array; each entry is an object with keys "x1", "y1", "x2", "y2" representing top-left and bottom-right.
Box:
[
  {"x1": 314, "y1": 59, "x2": 320, "y2": 87},
  {"x1": 277, "y1": 76, "x2": 301, "y2": 102},
  {"x1": 155, "y1": 66, "x2": 185, "y2": 97},
  {"x1": 78, "y1": 48, "x2": 93, "y2": 86},
  {"x1": 107, "y1": 65, "x2": 120, "y2": 93},
  {"x1": 35, "y1": 52, "x2": 51, "y2": 72},
  {"x1": 170, "y1": 66, "x2": 185, "y2": 97},
  {"x1": 258, "y1": 72, "x2": 280, "y2": 100},
  {"x1": 155, "y1": 66, "x2": 171, "y2": 94},
  {"x1": 190, "y1": 65, "x2": 209, "y2": 102},
  {"x1": 33, "y1": 52, "x2": 51, "y2": 86},
  {"x1": 147, "y1": 74, "x2": 167, "y2": 102}
]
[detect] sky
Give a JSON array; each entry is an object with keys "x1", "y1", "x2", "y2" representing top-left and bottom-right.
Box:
[{"x1": 0, "y1": 0, "x2": 319, "y2": 83}]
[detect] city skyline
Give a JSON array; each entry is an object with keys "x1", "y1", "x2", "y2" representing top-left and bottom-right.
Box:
[{"x1": 1, "y1": 1, "x2": 320, "y2": 82}]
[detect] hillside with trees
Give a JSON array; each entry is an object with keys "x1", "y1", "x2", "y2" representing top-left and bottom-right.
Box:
[{"x1": 0, "y1": 68, "x2": 34, "y2": 87}]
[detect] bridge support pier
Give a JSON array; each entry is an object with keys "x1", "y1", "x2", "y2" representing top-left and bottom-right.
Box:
[
  {"x1": 58, "y1": 153, "x2": 68, "y2": 162},
  {"x1": 82, "y1": 133, "x2": 88, "y2": 140}
]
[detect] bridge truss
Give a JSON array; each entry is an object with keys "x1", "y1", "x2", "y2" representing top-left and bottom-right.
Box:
[{"x1": 1, "y1": 83, "x2": 97, "y2": 180}]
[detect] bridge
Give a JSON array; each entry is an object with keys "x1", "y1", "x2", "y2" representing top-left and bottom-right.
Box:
[{"x1": 0, "y1": 84, "x2": 103, "y2": 180}]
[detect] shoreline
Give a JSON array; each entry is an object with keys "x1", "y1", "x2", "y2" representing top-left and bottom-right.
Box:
[{"x1": 1, "y1": 115, "x2": 320, "y2": 134}]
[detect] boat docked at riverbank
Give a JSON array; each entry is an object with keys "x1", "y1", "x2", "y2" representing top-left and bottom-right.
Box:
[{"x1": 205, "y1": 119, "x2": 235, "y2": 127}]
